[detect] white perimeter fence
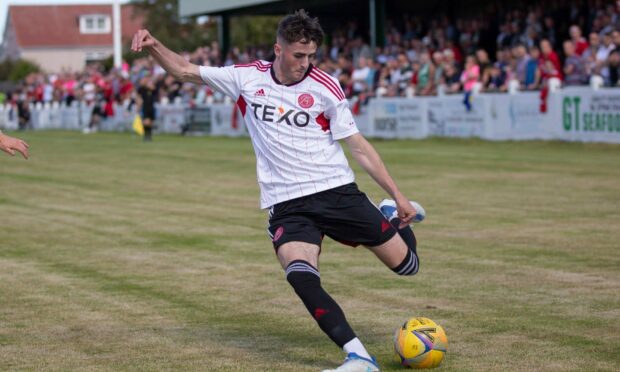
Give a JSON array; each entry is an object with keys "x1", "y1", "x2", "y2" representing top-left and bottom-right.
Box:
[{"x1": 1, "y1": 87, "x2": 619, "y2": 143}]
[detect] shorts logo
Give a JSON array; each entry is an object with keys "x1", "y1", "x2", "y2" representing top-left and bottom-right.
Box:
[
  {"x1": 273, "y1": 226, "x2": 285, "y2": 242},
  {"x1": 298, "y1": 93, "x2": 314, "y2": 109}
]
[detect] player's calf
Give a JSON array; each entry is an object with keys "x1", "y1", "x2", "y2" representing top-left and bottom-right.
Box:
[
  {"x1": 285, "y1": 260, "x2": 358, "y2": 347},
  {"x1": 379, "y1": 199, "x2": 422, "y2": 276}
]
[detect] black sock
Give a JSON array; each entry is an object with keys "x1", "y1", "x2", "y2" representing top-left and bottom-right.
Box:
[
  {"x1": 285, "y1": 260, "x2": 356, "y2": 347},
  {"x1": 144, "y1": 126, "x2": 152, "y2": 140},
  {"x1": 390, "y1": 218, "x2": 419, "y2": 275}
]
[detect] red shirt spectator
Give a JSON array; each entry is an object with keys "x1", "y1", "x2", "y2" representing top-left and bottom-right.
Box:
[
  {"x1": 540, "y1": 39, "x2": 563, "y2": 80},
  {"x1": 570, "y1": 25, "x2": 589, "y2": 56}
]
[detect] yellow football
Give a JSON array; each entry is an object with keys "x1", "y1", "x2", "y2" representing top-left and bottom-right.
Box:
[{"x1": 393, "y1": 317, "x2": 448, "y2": 368}]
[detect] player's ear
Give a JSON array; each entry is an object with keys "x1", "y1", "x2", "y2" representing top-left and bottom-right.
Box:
[{"x1": 274, "y1": 42, "x2": 282, "y2": 58}]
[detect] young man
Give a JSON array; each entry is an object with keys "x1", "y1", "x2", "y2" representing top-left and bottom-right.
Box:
[
  {"x1": 0, "y1": 130, "x2": 29, "y2": 159},
  {"x1": 132, "y1": 10, "x2": 424, "y2": 372}
]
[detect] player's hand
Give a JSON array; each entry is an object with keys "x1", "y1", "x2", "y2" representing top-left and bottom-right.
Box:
[
  {"x1": 395, "y1": 196, "x2": 416, "y2": 229},
  {"x1": 131, "y1": 29, "x2": 156, "y2": 52},
  {"x1": 0, "y1": 133, "x2": 29, "y2": 159}
]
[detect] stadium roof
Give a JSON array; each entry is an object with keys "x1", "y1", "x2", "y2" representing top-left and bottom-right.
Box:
[
  {"x1": 179, "y1": 0, "x2": 278, "y2": 17},
  {"x1": 177, "y1": 0, "x2": 482, "y2": 54}
]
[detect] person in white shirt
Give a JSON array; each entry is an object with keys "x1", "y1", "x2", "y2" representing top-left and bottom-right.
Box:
[
  {"x1": 351, "y1": 56, "x2": 372, "y2": 95},
  {"x1": 0, "y1": 130, "x2": 29, "y2": 159},
  {"x1": 131, "y1": 10, "x2": 425, "y2": 372}
]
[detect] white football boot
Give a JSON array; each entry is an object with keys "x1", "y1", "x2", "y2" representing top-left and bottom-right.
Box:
[
  {"x1": 379, "y1": 199, "x2": 425, "y2": 223},
  {"x1": 321, "y1": 353, "x2": 380, "y2": 372}
]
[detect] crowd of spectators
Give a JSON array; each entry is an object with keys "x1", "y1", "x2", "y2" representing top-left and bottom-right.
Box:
[{"x1": 3, "y1": 0, "x2": 620, "y2": 125}]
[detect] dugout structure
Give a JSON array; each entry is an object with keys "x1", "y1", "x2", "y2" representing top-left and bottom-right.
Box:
[{"x1": 178, "y1": 0, "x2": 493, "y2": 59}]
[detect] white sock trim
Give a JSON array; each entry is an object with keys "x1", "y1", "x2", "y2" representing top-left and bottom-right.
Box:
[{"x1": 343, "y1": 337, "x2": 371, "y2": 360}]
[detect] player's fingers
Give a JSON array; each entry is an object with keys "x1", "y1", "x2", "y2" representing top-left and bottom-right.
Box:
[
  {"x1": 397, "y1": 209, "x2": 414, "y2": 228},
  {"x1": 139, "y1": 30, "x2": 153, "y2": 51},
  {"x1": 131, "y1": 33, "x2": 138, "y2": 51},
  {"x1": 132, "y1": 30, "x2": 147, "y2": 51},
  {"x1": 398, "y1": 215, "x2": 412, "y2": 229},
  {"x1": 17, "y1": 144, "x2": 29, "y2": 159}
]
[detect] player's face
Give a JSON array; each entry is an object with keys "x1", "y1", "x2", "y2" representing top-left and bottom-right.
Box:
[{"x1": 275, "y1": 40, "x2": 317, "y2": 84}]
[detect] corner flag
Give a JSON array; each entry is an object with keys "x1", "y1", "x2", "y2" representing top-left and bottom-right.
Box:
[{"x1": 132, "y1": 114, "x2": 144, "y2": 136}]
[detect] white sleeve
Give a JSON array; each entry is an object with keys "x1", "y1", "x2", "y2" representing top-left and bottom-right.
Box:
[
  {"x1": 199, "y1": 65, "x2": 241, "y2": 100},
  {"x1": 326, "y1": 99, "x2": 359, "y2": 140}
]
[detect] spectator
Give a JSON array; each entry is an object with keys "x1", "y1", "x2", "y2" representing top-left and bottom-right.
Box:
[
  {"x1": 525, "y1": 45, "x2": 541, "y2": 89},
  {"x1": 351, "y1": 56, "x2": 372, "y2": 96},
  {"x1": 487, "y1": 62, "x2": 508, "y2": 92},
  {"x1": 431, "y1": 51, "x2": 445, "y2": 89},
  {"x1": 563, "y1": 40, "x2": 588, "y2": 86},
  {"x1": 513, "y1": 44, "x2": 531, "y2": 87},
  {"x1": 542, "y1": 16, "x2": 557, "y2": 48},
  {"x1": 583, "y1": 32, "x2": 603, "y2": 76},
  {"x1": 394, "y1": 54, "x2": 414, "y2": 94},
  {"x1": 460, "y1": 55, "x2": 480, "y2": 92},
  {"x1": 607, "y1": 49, "x2": 620, "y2": 86},
  {"x1": 476, "y1": 49, "x2": 492, "y2": 87},
  {"x1": 84, "y1": 84, "x2": 107, "y2": 134},
  {"x1": 416, "y1": 51, "x2": 435, "y2": 96},
  {"x1": 612, "y1": 30, "x2": 620, "y2": 50},
  {"x1": 443, "y1": 63, "x2": 461, "y2": 93},
  {"x1": 569, "y1": 25, "x2": 589, "y2": 55},
  {"x1": 5, "y1": 0, "x2": 620, "y2": 104},
  {"x1": 540, "y1": 39, "x2": 563, "y2": 80},
  {"x1": 16, "y1": 92, "x2": 31, "y2": 131}
]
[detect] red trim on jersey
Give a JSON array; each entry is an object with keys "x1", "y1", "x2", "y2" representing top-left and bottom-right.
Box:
[
  {"x1": 316, "y1": 112, "x2": 330, "y2": 132},
  {"x1": 312, "y1": 67, "x2": 346, "y2": 99},
  {"x1": 234, "y1": 60, "x2": 272, "y2": 71},
  {"x1": 237, "y1": 95, "x2": 247, "y2": 116},
  {"x1": 309, "y1": 71, "x2": 345, "y2": 101}
]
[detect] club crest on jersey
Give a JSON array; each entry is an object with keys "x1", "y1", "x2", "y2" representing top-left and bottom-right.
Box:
[{"x1": 298, "y1": 93, "x2": 314, "y2": 109}]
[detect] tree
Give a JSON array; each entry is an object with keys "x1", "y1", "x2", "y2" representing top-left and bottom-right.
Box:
[
  {"x1": 0, "y1": 59, "x2": 40, "y2": 82},
  {"x1": 230, "y1": 16, "x2": 280, "y2": 51},
  {"x1": 131, "y1": 0, "x2": 216, "y2": 53}
]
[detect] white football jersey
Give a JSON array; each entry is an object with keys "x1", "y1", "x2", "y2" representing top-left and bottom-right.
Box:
[{"x1": 199, "y1": 60, "x2": 358, "y2": 208}]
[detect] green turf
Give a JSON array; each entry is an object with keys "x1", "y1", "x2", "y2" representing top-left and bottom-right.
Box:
[{"x1": 1, "y1": 131, "x2": 619, "y2": 371}]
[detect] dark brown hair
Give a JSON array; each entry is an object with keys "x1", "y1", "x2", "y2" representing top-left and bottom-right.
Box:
[{"x1": 277, "y1": 9, "x2": 324, "y2": 46}]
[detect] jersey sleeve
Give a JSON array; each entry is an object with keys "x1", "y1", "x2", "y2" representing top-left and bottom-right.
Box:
[
  {"x1": 326, "y1": 98, "x2": 359, "y2": 140},
  {"x1": 199, "y1": 65, "x2": 241, "y2": 100}
]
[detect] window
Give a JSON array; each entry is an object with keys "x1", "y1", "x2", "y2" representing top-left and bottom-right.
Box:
[{"x1": 80, "y1": 14, "x2": 111, "y2": 34}]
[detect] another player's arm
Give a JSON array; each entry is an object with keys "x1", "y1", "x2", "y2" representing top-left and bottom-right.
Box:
[
  {"x1": 131, "y1": 29, "x2": 202, "y2": 84},
  {"x1": 343, "y1": 133, "x2": 415, "y2": 227},
  {"x1": 0, "y1": 130, "x2": 29, "y2": 159}
]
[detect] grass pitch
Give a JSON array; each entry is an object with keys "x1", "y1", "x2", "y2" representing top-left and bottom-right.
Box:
[{"x1": 1, "y1": 131, "x2": 619, "y2": 371}]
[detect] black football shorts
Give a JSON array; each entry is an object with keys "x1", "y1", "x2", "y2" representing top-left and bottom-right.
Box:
[{"x1": 267, "y1": 183, "x2": 397, "y2": 251}]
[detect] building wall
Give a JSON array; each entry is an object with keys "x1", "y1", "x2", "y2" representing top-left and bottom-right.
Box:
[{"x1": 20, "y1": 47, "x2": 113, "y2": 72}]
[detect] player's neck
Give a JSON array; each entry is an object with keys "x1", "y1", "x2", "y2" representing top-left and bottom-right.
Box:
[
  {"x1": 272, "y1": 60, "x2": 293, "y2": 85},
  {"x1": 272, "y1": 60, "x2": 310, "y2": 86}
]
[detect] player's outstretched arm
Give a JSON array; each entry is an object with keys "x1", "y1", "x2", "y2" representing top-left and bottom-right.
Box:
[
  {"x1": 344, "y1": 133, "x2": 415, "y2": 227},
  {"x1": 0, "y1": 131, "x2": 29, "y2": 159},
  {"x1": 131, "y1": 29, "x2": 203, "y2": 84}
]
